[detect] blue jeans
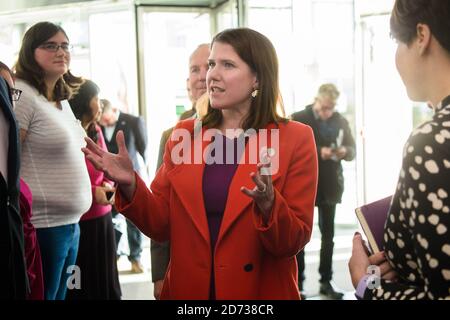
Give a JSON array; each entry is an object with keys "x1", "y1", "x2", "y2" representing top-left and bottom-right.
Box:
[
  {"x1": 36, "y1": 223, "x2": 80, "y2": 300},
  {"x1": 126, "y1": 219, "x2": 142, "y2": 262}
]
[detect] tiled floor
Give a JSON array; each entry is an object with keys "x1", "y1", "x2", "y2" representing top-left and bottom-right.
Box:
[{"x1": 118, "y1": 223, "x2": 358, "y2": 300}]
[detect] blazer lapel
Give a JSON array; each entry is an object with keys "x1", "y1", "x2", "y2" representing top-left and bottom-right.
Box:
[
  {"x1": 167, "y1": 126, "x2": 210, "y2": 245},
  {"x1": 167, "y1": 123, "x2": 284, "y2": 246},
  {"x1": 218, "y1": 124, "x2": 282, "y2": 243}
]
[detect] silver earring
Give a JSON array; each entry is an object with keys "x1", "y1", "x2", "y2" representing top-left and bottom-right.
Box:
[{"x1": 251, "y1": 89, "x2": 258, "y2": 98}]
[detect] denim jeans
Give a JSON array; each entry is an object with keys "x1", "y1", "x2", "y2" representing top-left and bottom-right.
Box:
[
  {"x1": 126, "y1": 219, "x2": 142, "y2": 262},
  {"x1": 36, "y1": 223, "x2": 80, "y2": 300}
]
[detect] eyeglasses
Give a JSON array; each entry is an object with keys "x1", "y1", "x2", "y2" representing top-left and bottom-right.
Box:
[
  {"x1": 321, "y1": 105, "x2": 335, "y2": 112},
  {"x1": 38, "y1": 42, "x2": 73, "y2": 53},
  {"x1": 10, "y1": 88, "x2": 22, "y2": 101}
]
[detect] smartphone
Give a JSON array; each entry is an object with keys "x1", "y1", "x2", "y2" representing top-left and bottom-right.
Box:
[{"x1": 105, "y1": 191, "x2": 115, "y2": 201}]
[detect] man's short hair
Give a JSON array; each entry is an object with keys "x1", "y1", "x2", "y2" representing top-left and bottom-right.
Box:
[{"x1": 317, "y1": 83, "x2": 340, "y2": 103}]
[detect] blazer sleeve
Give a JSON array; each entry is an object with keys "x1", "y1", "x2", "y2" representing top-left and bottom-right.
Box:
[
  {"x1": 156, "y1": 129, "x2": 172, "y2": 172},
  {"x1": 115, "y1": 124, "x2": 177, "y2": 242},
  {"x1": 150, "y1": 128, "x2": 173, "y2": 282},
  {"x1": 150, "y1": 239, "x2": 170, "y2": 282},
  {"x1": 253, "y1": 124, "x2": 318, "y2": 258}
]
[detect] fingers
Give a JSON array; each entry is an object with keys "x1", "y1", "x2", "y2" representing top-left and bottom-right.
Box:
[
  {"x1": 378, "y1": 261, "x2": 394, "y2": 276},
  {"x1": 84, "y1": 153, "x2": 104, "y2": 172},
  {"x1": 250, "y1": 171, "x2": 266, "y2": 192},
  {"x1": 241, "y1": 160, "x2": 274, "y2": 201},
  {"x1": 368, "y1": 251, "x2": 386, "y2": 265},
  {"x1": 258, "y1": 158, "x2": 272, "y2": 177},
  {"x1": 382, "y1": 270, "x2": 398, "y2": 282},
  {"x1": 352, "y1": 233, "x2": 363, "y2": 250},
  {"x1": 241, "y1": 186, "x2": 257, "y2": 199},
  {"x1": 116, "y1": 131, "x2": 129, "y2": 156},
  {"x1": 84, "y1": 137, "x2": 105, "y2": 157}
]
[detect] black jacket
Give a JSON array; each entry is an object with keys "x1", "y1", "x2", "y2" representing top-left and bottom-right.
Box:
[
  {"x1": 102, "y1": 112, "x2": 147, "y2": 171},
  {"x1": 0, "y1": 77, "x2": 28, "y2": 299},
  {"x1": 291, "y1": 105, "x2": 356, "y2": 205}
]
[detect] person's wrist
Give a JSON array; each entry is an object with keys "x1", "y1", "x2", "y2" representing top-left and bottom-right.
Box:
[
  {"x1": 351, "y1": 267, "x2": 367, "y2": 288},
  {"x1": 119, "y1": 174, "x2": 137, "y2": 201},
  {"x1": 355, "y1": 275, "x2": 370, "y2": 299}
]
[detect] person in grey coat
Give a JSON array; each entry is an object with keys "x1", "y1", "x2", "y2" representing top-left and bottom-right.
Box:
[{"x1": 291, "y1": 83, "x2": 355, "y2": 299}]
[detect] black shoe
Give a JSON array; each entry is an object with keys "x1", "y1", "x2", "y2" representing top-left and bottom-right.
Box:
[
  {"x1": 319, "y1": 281, "x2": 344, "y2": 300},
  {"x1": 300, "y1": 290, "x2": 307, "y2": 300},
  {"x1": 298, "y1": 282, "x2": 307, "y2": 300}
]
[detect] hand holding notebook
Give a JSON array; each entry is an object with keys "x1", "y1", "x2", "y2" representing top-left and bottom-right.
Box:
[{"x1": 355, "y1": 196, "x2": 392, "y2": 254}]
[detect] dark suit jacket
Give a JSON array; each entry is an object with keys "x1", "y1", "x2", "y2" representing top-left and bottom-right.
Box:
[
  {"x1": 102, "y1": 112, "x2": 147, "y2": 171},
  {"x1": 150, "y1": 104, "x2": 199, "y2": 283},
  {"x1": 0, "y1": 77, "x2": 28, "y2": 298},
  {"x1": 151, "y1": 127, "x2": 172, "y2": 282},
  {"x1": 291, "y1": 105, "x2": 355, "y2": 205}
]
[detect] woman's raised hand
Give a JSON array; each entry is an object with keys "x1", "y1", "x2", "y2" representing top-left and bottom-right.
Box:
[
  {"x1": 82, "y1": 131, "x2": 136, "y2": 200},
  {"x1": 241, "y1": 158, "x2": 274, "y2": 225}
]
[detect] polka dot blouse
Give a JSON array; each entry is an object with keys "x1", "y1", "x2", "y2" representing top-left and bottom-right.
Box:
[{"x1": 364, "y1": 95, "x2": 450, "y2": 300}]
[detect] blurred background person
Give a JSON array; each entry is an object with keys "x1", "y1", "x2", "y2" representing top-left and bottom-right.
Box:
[
  {"x1": 66, "y1": 79, "x2": 121, "y2": 299},
  {"x1": 13, "y1": 21, "x2": 91, "y2": 300},
  {"x1": 0, "y1": 61, "x2": 29, "y2": 299},
  {"x1": 291, "y1": 83, "x2": 355, "y2": 299},
  {"x1": 151, "y1": 43, "x2": 210, "y2": 299},
  {"x1": 349, "y1": 0, "x2": 450, "y2": 300},
  {"x1": 1, "y1": 61, "x2": 44, "y2": 300},
  {"x1": 100, "y1": 98, "x2": 147, "y2": 273}
]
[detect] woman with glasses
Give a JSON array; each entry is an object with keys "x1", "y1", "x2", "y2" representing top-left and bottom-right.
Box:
[{"x1": 13, "y1": 21, "x2": 92, "y2": 300}]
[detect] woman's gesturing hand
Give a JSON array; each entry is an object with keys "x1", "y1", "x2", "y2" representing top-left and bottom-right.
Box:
[
  {"x1": 82, "y1": 131, "x2": 136, "y2": 200},
  {"x1": 241, "y1": 158, "x2": 274, "y2": 225}
]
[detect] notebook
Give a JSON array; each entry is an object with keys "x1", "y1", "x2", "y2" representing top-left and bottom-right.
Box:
[{"x1": 355, "y1": 196, "x2": 392, "y2": 254}]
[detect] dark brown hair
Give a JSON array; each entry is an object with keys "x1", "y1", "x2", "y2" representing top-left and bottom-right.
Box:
[
  {"x1": 202, "y1": 28, "x2": 287, "y2": 130},
  {"x1": 14, "y1": 21, "x2": 83, "y2": 102},
  {"x1": 69, "y1": 79, "x2": 100, "y2": 142},
  {"x1": 390, "y1": 0, "x2": 450, "y2": 53},
  {"x1": 0, "y1": 61, "x2": 14, "y2": 79}
]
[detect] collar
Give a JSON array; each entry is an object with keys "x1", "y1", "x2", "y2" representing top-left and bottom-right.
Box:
[
  {"x1": 436, "y1": 95, "x2": 450, "y2": 111},
  {"x1": 312, "y1": 107, "x2": 320, "y2": 120}
]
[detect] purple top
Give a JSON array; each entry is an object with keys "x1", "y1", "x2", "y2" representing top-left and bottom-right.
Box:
[{"x1": 202, "y1": 134, "x2": 246, "y2": 299}]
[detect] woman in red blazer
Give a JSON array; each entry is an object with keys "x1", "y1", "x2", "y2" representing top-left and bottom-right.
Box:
[{"x1": 83, "y1": 28, "x2": 318, "y2": 300}]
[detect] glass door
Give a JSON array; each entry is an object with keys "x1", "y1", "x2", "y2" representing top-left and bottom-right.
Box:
[
  {"x1": 357, "y1": 14, "x2": 430, "y2": 204},
  {"x1": 137, "y1": 7, "x2": 211, "y2": 176}
]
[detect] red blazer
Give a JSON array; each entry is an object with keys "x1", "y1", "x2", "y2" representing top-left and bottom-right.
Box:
[{"x1": 116, "y1": 119, "x2": 318, "y2": 299}]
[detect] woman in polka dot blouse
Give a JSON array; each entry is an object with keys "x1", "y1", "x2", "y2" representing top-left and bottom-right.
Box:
[{"x1": 349, "y1": 0, "x2": 450, "y2": 300}]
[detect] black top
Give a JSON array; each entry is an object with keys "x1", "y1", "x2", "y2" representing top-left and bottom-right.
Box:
[
  {"x1": 0, "y1": 77, "x2": 28, "y2": 298},
  {"x1": 291, "y1": 105, "x2": 356, "y2": 205},
  {"x1": 364, "y1": 95, "x2": 450, "y2": 300},
  {"x1": 101, "y1": 112, "x2": 147, "y2": 171}
]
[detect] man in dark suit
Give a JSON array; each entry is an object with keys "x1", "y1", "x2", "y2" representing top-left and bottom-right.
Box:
[
  {"x1": 100, "y1": 99, "x2": 147, "y2": 273},
  {"x1": 291, "y1": 83, "x2": 355, "y2": 300},
  {"x1": 0, "y1": 66, "x2": 28, "y2": 299}
]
